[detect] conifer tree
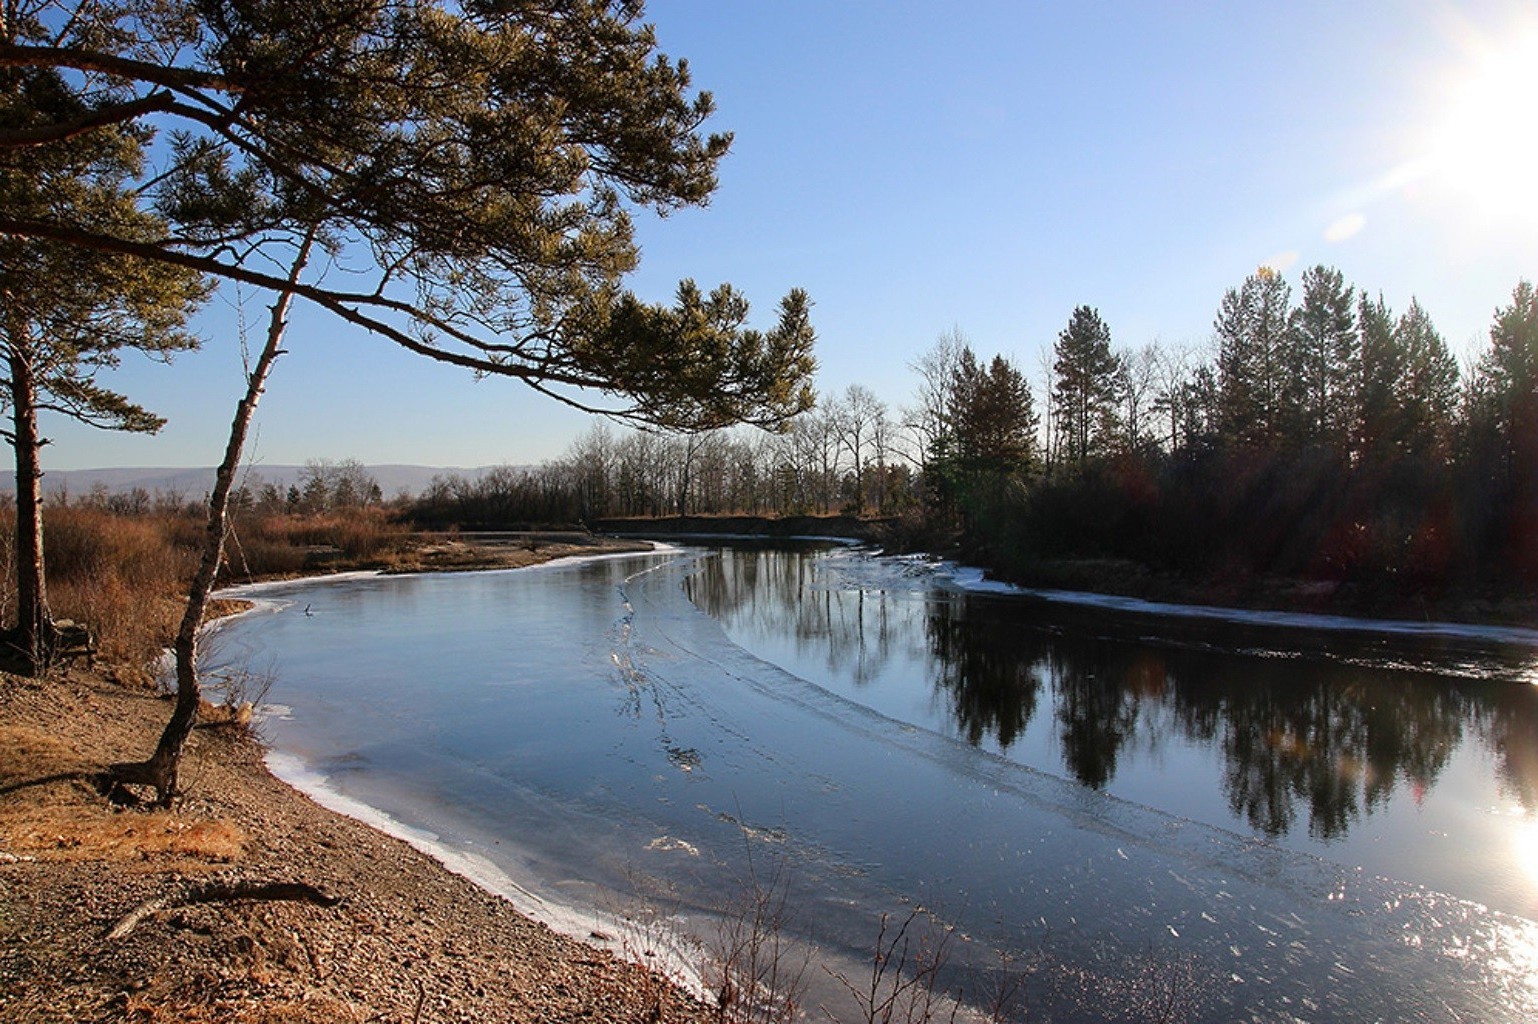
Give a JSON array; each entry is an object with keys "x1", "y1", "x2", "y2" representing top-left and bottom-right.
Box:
[
  {"x1": 1284, "y1": 265, "x2": 1356, "y2": 449},
  {"x1": 1215, "y1": 267, "x2": 1292, "y2": 447},
  {"x1": 1354, "y1": 292, "x2": 1401, "y2": 458},
  {"x1": 1051, "y1": 305, "x2": 1121, "y2": 466},
  {"x1": 0, "y1": 0, "x2": 816, "y2": 430},
  {"x1": 1471, "y1": 280, "x2": 1538, "y2": 474},
  {"x1": 1393, "y1": 298, "x2": 1459, "y2": 456},
  {"x1": 1, "y1": 48, "x2": 207, "y2": 673}
]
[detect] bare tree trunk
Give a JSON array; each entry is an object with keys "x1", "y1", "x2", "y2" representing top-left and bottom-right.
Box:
[
  {"x1": 108, "y1": 236, "x2": 312, "y2": 805},
  {"x1": 6, "y1": 340, "x2": 52, "y2": 674}
]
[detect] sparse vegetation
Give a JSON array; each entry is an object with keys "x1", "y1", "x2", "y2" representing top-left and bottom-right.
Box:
[{"x1": 827, "y1": 909, "x2": 962, "y2": 1024}]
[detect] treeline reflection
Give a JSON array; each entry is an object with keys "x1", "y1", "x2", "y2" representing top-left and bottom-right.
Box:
[{"x1": 685, "y1": 546, "x2": 1538, "y2": 841}]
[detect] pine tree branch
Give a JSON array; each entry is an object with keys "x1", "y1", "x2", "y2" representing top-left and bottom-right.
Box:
[
  {"x1": 0, "y1": 43, "x2": 242, "y2": 96},
  {"x1": 0, "y1": 91, "x2": 178, "y2": 148}
]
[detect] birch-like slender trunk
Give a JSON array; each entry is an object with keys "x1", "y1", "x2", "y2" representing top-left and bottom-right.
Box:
[{"x1": 109, "y1": 234, "x2": 313, "y2": 805}]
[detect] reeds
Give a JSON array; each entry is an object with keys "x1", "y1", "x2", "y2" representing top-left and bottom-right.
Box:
[{"x1": 0, "y1": 501, "x2": 411, "y2": 678}]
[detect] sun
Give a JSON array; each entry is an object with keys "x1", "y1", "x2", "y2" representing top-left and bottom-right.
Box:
[{"x1": 1417, "y1": 26, "x2": 1538, "y2": 226}]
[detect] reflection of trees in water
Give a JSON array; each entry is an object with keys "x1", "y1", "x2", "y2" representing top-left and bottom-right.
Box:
[
  {"x1": 683, "y1": 546, "x2": 926, "y2": 687},
  {"x1": 1471, "y1": 685, "x2": 1538, "y2": 811},
  {"x1": 686, "y1": 546, "x2": 1538, "y2": 841},
  {"x1": 924, "y1": 598, "x2": 1154, "y2": 786},
  {"x1": 923, "y1": 595, "x2": 1042, "y2": 749},
  {"x1": 920, "y1": 594, "x2": 1535, "y2": 840},
  {"x1": 1049, "y1": 648, "x2": 1149, "y2": 791},
  {"x1": 1166, "y1": 663, "x2": 1470, "y2": 839}
]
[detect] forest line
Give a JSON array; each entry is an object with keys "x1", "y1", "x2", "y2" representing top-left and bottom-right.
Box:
[{"x1": 385, "y1": 267, "x2": 1538, "y2": 599}]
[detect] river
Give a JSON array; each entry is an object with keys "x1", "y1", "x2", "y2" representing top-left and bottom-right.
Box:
[{"x1": 213, "y1": 542, "x2": 1538, "y2": 1022}]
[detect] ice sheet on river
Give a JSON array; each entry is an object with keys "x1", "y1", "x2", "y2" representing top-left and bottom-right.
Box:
[
  {"x1": 936, "y1": 561, "x2": 1538, "y2": 646},
  {"x1": 226, "y1": 551, "x2": 1538, "y2": 1023},
  {"x1": 620, "y1": 555, "x2": 1538, "y2": 1022}
]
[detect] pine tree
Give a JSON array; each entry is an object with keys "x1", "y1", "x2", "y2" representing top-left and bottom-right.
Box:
[
  {"x1": 946, "y1": 349, "x2": 1038, "y2": 474},
  {"x1": 0, "y1": 0, "x2": 816, "y2": 431},
  {"x1": 1471, "y1": 280, "x2": 1538, "y2": 473},
  {"x1": 1051, "y1": 305, "x2": 1121, "y2": 466},
  {"x1": 1354, "y1": 292, "x2": 1401, "y2": 459},
  {"x1": 1394, "y1": 298, "x2": 1459, "y2": 457},
  {"x1": 1284, "y1": 265, "x2": 1356, "y2": 449},
  {"x1": 1215, "y1": 268, "x2": 1292, "y2": 447},
  {"x1": 1, "y1": 56, "x2": 207, "y2": 673}
]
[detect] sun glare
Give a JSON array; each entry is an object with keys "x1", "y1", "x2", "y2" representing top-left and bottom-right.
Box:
[{"x1": 1419, "y1": 27, "x2": 1538, "y2": 226}]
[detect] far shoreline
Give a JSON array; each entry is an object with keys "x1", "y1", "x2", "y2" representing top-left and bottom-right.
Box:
[{"x1": 228, "y1": 520, "x2": 1538, "y2": 642}]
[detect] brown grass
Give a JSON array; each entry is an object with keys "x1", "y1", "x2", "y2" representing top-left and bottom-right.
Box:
[
  {"x1": 222, "y1": 510, "x2": 410, "y2": 580},
  {"x1": 2, "y1": 804, "x2": 247, "y2": 864},
  {"x1": 0, "y1": 506, "x2": 197, "y2": 674},
  {"x1": 0, "y1": 503, "x2": 411, "y2": 680},
  {"x1": 0, "y1": 724, "x2": 247, "y2": 865}
]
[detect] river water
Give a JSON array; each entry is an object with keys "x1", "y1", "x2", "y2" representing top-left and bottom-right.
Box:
[{"x1": 214, "y1": 543, "x2": 1538, "y2": 1022}]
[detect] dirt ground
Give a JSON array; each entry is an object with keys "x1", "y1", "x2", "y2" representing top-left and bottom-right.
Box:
[{"x1": 0, "y1": 565, "x2": 716, "y2": 1024}]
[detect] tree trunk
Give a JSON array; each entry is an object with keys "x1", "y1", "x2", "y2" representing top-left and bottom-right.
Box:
[
  {"x1": 7, "y1": 341, "x2": 53, "y2": 675},
  {"x1": 108, "y1": 235, "x2": 312, "y2": 805}
]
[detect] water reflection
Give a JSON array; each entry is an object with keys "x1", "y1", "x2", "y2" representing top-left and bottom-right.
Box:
[{"x1": 686, "y1": 545, "x2": 1538, "y2": 848}]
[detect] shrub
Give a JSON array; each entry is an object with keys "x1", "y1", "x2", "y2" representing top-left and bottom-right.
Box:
[{"x1": 0, "y1": 502, "x2": 409, "y2": 676}]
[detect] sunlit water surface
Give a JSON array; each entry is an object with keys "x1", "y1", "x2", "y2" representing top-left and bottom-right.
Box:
[{"x1": 216, "y1": 544, "x2": 1538, "y2": 1022}]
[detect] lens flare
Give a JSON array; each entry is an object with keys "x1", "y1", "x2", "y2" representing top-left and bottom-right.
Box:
[{"x1": 1418, "y1": 26, "x2": 1538, "y2": 227}]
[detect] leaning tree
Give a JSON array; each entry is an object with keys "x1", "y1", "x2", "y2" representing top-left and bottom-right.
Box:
[{"x1": 1, "y1": 0, "x2": 817, "y2": 804}]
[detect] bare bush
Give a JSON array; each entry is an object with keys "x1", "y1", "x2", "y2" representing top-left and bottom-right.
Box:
[
  {"x1": 827, "y1": 909, "x2": 962, "y2": 1024},
  {"x1": 709, "y1": 845, "x2": 811, "y2": 1024},
  {"x1": 194, "y1": 622, "x2": 277, "y2": 738},
  {"x1": 608, "y1": 874, "x2": 705, "y2": 1023}
]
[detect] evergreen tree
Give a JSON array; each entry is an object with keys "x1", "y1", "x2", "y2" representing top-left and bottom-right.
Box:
[
  {"x1": 1051, "y1": 305, "x2": 1121, "y2": 466},
  {"x1": 1393, "y1": 298, "x2": 1459, "y2": 457},
  {"x1": 1, "y1": 51, "x2": 208, "y2": 672},
  {"x1": 1215, "y1": 268, "x2": 1292, "y2": 447},
  {"x1": 1471, "y1": 280, "x2": 1538, "y2": 474},
  {"x1": 946, "y1": 349, "x2": 1038, "y2": 474},
  {"x1": 1354, "y1": 292, "x2": 1401, "y2": 459},
  {"x1": 0, "y1": 0, "x2": 816, "y2": 431},
  {"x1": 1284, "y1": 265, "x2": 1356, "y2": 448}
]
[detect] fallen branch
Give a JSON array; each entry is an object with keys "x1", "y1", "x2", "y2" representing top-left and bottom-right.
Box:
[{"x1": 106, "y1": 879, "x2": 340, "y2": 940}]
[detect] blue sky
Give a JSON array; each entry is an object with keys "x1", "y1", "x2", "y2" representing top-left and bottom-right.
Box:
[{"x1": 49, "y1": 0, "x2": 1538, "y2": 471}]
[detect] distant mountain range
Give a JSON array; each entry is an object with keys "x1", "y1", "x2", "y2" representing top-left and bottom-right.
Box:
[{"x1": 2, "y1": 464, "x2": 504, "y2": 500}]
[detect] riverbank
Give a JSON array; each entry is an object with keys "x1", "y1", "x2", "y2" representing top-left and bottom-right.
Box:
[
  {"x1": 273, "y1": 530, "x2": 657, "y2": 578},
  {"x1": 0, "y1": 669, "x2": 714, "y2": 1023},
  {"x1": 0, "y1": 539, "x2": 713, "y2": 1024},
  {"x1": 594, "y1": 513, "x2": 879, "y2": 542},
  {"x1": 586, "y1": 514, "x2": 1538, "y2": 628}
]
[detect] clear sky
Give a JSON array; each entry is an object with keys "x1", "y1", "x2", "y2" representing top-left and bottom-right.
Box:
[{"x1": 47, "y1": 0, "x2": 1538, "y2": 471}]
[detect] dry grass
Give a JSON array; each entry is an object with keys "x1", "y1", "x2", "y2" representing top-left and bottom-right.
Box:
[
  {"x1": 223, "y1": 510, "x2": 410, "y2": 580},
  {"x1": 0, "y1": 723, "x2": 247, "y2": 866},
  {"x1": 0, "y1": 503, "x2": 413, "y2": 681},
  {"x1": 2, "y1": 803, "x2": 247, "y2": 864},
  {"x1": 0, "y1": 506, "x2": 195, "y2": 674}
]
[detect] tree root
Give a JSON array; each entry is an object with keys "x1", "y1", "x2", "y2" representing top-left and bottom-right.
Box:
[
  {"x1": 106, "y1": 880, "x2": 341, "y2": 940},
  {"x1": 97, "y1": 759, "x2": 175, "y2": 808}
]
